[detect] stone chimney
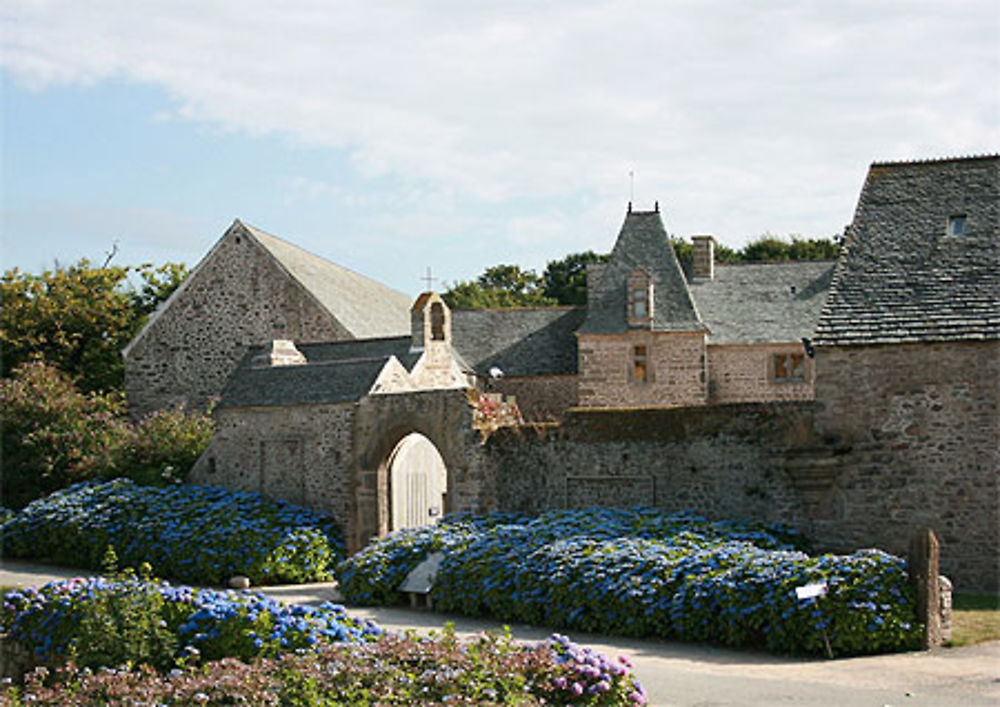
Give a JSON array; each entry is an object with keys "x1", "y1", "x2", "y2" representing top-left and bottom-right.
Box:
[
  {"x1": 691, "y1": 235, "x2": 715, "y2": 280},
  {"x1": 252, "y1": 340, "x2": 306, "y2": 367}
]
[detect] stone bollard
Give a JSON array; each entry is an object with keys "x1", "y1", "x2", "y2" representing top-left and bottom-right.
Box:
[
  {"x1": 938, "y1": 575, "x2": 953, "y2": 644},
  {"x1": 229, "y1": 575, "x2": 251, "y2": 590}
]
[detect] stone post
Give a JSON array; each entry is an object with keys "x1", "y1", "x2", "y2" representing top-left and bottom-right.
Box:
[{"x1": 908, "y1": 528, "x2": 942, "y2": 648}]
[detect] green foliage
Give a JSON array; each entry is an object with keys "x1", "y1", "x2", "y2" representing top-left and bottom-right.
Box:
[
  {"x1": 541, "y1": 251, "x2": 610, "y2": 305},
  {"x1": 0, "y1": 361, "x2": 213, "y2": 507},
  {"x1": 123, "y1": 404, "x2": 216, "y2": 486},
  {"x1": 0, "y1": 260, "x2": 187, "y2": 393},
  {"x1": 67, "y1": 564, "x2": 179, "y2": 672},
  {"x1": 0, "y1": 361, "x2": 132, "y2": 508},
  {"x1": 443, "y1": 264, "x2": 558, "y2": 308}
]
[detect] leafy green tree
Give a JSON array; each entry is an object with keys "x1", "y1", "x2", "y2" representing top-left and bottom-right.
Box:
[
  {"x1": 541, "y1": 251, "x2": 609, "y2": 305},
  {"x1": 0, "y1": 260, "x2": 187, "y2": 392},
  {"x1": 0, "y1": 360, "x2": 131, "y2": 507},
  {"x1": 1, "y1": 360, "x2": 214, "y2": 508},
  {"x1": 443, "y1": 265, "x2": 557, "y2": 308}
]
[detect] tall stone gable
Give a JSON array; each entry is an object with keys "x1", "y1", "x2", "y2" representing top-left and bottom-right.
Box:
[{"x1": 123, "y1": 220, "x2": 411, "y2": 415}]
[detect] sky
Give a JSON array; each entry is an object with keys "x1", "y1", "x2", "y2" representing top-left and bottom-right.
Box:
[{"x1": 1, "y1": 1, "x2": 998, "y2": 297}]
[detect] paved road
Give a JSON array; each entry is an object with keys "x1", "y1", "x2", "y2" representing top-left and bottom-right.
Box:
[{"x1": 2, "y1": 560, "x2": 998, "y2": 706}]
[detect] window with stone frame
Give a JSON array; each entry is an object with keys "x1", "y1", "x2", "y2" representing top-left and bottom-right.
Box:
[
  {"x1": 772, "y1": 352, "x2": 806, "y2": 383},
  {"x1": 632, "y1": 344, "x2": 650, "y2": 383},
  {"x1": 627, "y1": 268, "x2": 653, "y2": 327}
]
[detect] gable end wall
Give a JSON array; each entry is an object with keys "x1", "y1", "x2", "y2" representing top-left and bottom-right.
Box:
[{"x1": 124, "y1": 231, "x2": 351, "y2": 415}]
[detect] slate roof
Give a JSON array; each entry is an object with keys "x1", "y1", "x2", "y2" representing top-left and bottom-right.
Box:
[
  {"x1": 452, "y1": 307, "x2": 585, "y2": 377},
  {"x1": 689, "y1": 262, "x2": 834, "y2": 344},
  {"x1": 242, "y1": 222, "x2": 412, "y2": 338},
  {"x1": 815, "y1": 155, "x2": 1000, "y2": 346},
  {"x1": 579, "y1": 210, "x2": 704, "y2": 334},
  {"x1": 219, "y1": 337, "x2": 417, "y2": 407}
]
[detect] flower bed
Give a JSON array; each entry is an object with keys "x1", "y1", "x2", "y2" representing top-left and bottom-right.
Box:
[
  {"x1": 1, "y1": 575, "x2": 380, "y2": 671},
  {"x1": 2, "y1": 578, "x2": 646, "y2": 705},
  {"x1": 0, "y1": 480, "x2": 344, "y2": 585},
  {"x1": 337, "y1": 508, "x2": 922, "y2": 656}
]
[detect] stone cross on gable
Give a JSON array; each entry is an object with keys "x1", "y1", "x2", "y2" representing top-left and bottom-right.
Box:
[{"x1": 421, "y1": 267, "x2": 437, "y2": 292}]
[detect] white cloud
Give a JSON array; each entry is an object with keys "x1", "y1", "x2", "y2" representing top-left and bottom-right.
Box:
[{"x1": 2, "y1": 0, "x2": 998, "y2": 255}]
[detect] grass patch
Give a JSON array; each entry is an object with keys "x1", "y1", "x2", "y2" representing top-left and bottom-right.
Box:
[{"x1": 947, "y1": 592, "x2": 1000, "y2": 647}]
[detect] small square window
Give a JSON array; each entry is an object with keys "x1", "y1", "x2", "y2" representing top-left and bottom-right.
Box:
[
  {"x1": 947, "y1": 215, "x2": 967, "y2": 237},
  {"x1": 773, "y1": 353, "x2": 805, "y2": 383}
]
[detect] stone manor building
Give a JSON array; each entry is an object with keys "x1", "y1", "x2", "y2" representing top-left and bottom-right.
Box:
[{"x1": 126, "y1": 154, "x2": 1000, "y2": 590}]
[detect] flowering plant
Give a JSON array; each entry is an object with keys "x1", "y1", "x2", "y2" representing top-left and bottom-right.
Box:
[
  {"x1": 338, "y1": 507, "x2": 922, "y2": 656},
  {"x1": 0, "y1": 479, "x2": 345, "y2": 585}
]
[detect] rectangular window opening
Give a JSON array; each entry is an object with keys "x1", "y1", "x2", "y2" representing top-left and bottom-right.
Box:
[
  {"x1": 633, "y1": 344, "x2": 648, "y2": 383},
  {"x1": 947, "y1": 215, "x2": 967, "y2": 237},
  {"x1": 773, "y1": 353, "x2": 806, "y2": 383}
]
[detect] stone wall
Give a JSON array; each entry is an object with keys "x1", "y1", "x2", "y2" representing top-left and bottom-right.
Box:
[
  {"x1": 812, "y1": 340, "x2": 999, "y2": 591},
  {"x1": 483, "y1": 358, "x2": 1000, "y2": 590},
  {"x1": 193, "y1": 402, "x2": 356, "y2": 532},
  {"x1": 577, "y1": 331, "x2": 707, "y2": 407},
  {"x1": 708, "y1": 343, "x2": 814, "y2": 404},
  {"x1": 125, "y1": 229, "x2": 349, "y2": 416}
]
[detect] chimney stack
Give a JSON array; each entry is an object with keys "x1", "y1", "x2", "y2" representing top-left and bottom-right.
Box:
[{"x1": 691, "y1": 235, "x2": 715, "y2": 280}]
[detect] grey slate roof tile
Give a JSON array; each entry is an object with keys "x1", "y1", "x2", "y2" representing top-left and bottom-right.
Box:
[
  {"x1": 689, "y1": 262, "x2": 834, "y2": 344},
  {"x1": 241, "y1": 222, "x2": 412, "y2": 338},
  {"x1": 579, "y1": 210, "x2": 704, "y2": 334},
  {"x1": 452, "y1": 307, "x2": 585, "y2": 376},
  {"x1": 219, "y1": 337, "x2": 417, "y2": 407},
  {"x1": 815, "y1": 155, "x2": 1000, "y2": 346}
]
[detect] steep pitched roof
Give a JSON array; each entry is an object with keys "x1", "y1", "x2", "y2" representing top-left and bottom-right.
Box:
[
  {"x1": 240, "y1": 222, "x2": 411, "y2": 338},
  {"x1": 689, "y1": 262, "x2": 834, "y2": 344},
  {"x1": 452, "y1": 307, "x2": 585, "y2": 377},
  {"x1": 579, "y1": 209, "x2": 704, "y2": 334},
  {"x1": 219, "y1": 337, "x2": 418, "y2": 407},
  {"x1": 815, "y1": 155, "x2": 1000, "y2": 346}
]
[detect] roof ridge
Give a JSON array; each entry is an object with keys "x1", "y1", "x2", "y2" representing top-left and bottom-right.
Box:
[{"x1": 869, "y1": 154, "x2": 1000, "y2": 168}]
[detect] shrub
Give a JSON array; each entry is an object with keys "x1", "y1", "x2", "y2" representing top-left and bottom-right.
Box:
[
  {"x1": 337, "y1": 508, "x2": 921, "y2": 656},
  {"x1": 0, "y1": 361, "x2": 132, "y2": 508},
  {"x1": 3, "y1": 626, "x2": 646, "y2": 706},
  {"x1": 0, "y1": 361, "x2": 213, "y2": 508},
  {"x1": 0, "y1": 575, "x2": 380, "y2": 673},
  {"x1": 1, "y1": 480, "x2": 345, "y2": 585}
]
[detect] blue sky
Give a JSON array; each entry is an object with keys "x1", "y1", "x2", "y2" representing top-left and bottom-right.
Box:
[{"x1": 2, "y1": 1, "x2": 998, "y2": 297}]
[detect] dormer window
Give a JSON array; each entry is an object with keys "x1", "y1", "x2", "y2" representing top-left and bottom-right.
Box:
[
  {"x1": 947, "y1": 215, "x2": 967, "y2": 237},
  {"x1": 627, "y1": 268, "x2": 653, "y2": 327}
]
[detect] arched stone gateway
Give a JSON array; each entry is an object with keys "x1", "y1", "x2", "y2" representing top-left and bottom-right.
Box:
[
  {"x1": 350, "y1": 388, "x2": 487, "y2": 553},
  {"x1": 388, "y1": 433, "x2": 448, "y2": 531}
]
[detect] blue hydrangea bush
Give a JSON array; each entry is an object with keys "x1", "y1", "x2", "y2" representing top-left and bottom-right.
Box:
[
  {"x1": 3, "y1": 578, "x2": 647, "y2": 705},
  {"x1": 1, "y1": 575, "x2": 380, "y2": 671},
  {"x1": 0, "y1": 480, "x2": 344, "y2": 585},
  {"x1": 337, "y1": 508, "x2": 922, "y2": 656}
]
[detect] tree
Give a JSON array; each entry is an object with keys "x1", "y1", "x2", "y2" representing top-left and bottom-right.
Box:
[
  {"x1": 443, "y1": 265, "x2": 557, "y2": 309},
  {"x1": 0, "y1": 260, "x2": 187, "y2": 392},
  {"x1": 1, "y1": 360, "x2": 214, "y2": 508},
  {"x1": 541, "y1": 251, "x2": 609, "y2": 305}
]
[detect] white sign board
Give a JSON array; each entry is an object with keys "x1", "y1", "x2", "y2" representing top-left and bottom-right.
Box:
[
  {"x1": 399, "y1": 552, "x2": 444, "y2": 594},
  {"x1": 795, "y1": 581, "x2": 828, "y2": 600}
]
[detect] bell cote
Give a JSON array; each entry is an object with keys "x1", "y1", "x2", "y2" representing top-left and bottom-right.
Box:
[{"x1": 410, "y1": 292, "x2": 451, "y2": 352}]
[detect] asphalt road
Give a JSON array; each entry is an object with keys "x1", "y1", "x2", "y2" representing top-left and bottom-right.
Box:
[{"x1": 3, "y1": 560, "x2": 998, "y2": 706}]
